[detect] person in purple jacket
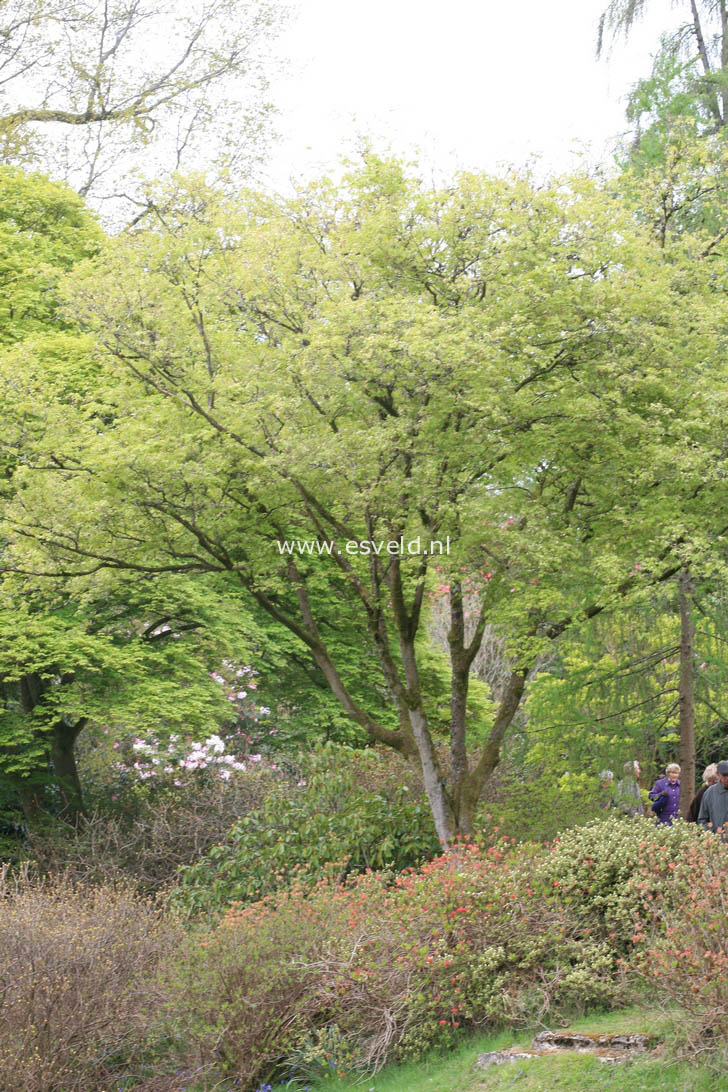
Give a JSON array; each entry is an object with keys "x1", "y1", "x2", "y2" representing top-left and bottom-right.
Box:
[{"x1": 649, "y1": 763, "x2": 681, "y2": 824}]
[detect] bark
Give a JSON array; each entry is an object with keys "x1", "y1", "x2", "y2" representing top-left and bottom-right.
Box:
[
  {"x1": 50, "y1": 719, "x2": 86, "y2": 825},
  {"x1": 400, "y1": 630, "x2": 455, "y2": 846},
  {"x1": 447, "y1": 582, "x2": 488, "y2": 829},
  {"x1": 448, "y1": 583, "x2": 469, "y2": 809},
  {"x1": 720, "y1": 0, "x2": 728, "y2": 126},
  {"x1": 690, "y1": 0, "x2": 724, "y2": 125},
  {"x1": 679, "y1": 566, "x2": 696, "y2": 817},
  {"x1": 408, "y1": 703, "x2": 455, "y2": 848},
  {"x1": 282, "y1": 560, "x2": 418, "y2": 758},
  {"x1": 459, "y1": 671, "x2": 528, "y2": 834},
  {"x1": 386, "y1": 559, "x2": 457, "y2": 846}
]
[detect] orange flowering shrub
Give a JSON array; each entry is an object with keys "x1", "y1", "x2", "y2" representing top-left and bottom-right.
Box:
[
  {"x1": 167, "y1": 840, "x2": 622, "y2": 1090},
  {"x1": 626, "y1": 832, "x2": 728, "y2": 1062}
]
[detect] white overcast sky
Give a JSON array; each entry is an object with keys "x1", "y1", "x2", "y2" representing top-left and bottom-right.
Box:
[{"x1": 263, "y1": 0, "x2": 685, "y2": 189}]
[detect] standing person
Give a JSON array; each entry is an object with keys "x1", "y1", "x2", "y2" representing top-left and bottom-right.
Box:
[
  {"x1": 597, "y1": 769, "x2": 615, "y2": 810},
  {"x1": 649, "y1": 763, "x2": 681, "y2": 825},
  {"x1": 697, "y1": 761, "x2": 728, "y2": 835},
  {"x1": 614, "y1": 760, "x2": 643, "y2": 816},
  {"x1": 687, "y1": 763, "x2": 718, "y2": 823}
]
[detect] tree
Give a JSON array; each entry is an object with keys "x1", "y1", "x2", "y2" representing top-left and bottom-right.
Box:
[
  {"x1": 4, "y1": 159, "x2": 726, "y2": 844},
  {"x1": 0, "y1": 169, "x2": 263, "y2": 826},
  {"x1": 598, "y1": 0, "x2": 728, "y2": 131},
  {"x1": 602, "y1": 2, "x2": 728, "y2": 805},
  {"x1": 0, "y1": 0, "x2": 283, "y2": 217}
]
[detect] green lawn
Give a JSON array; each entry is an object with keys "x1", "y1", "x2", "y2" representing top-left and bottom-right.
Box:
[{"x1": 303, "y1": 1008, "x2": 715, "y2": 1092}]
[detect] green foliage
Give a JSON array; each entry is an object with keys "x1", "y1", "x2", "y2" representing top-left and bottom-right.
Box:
[
  {"x1": 0, "y1": 167, "x2": 101, "y2": 342},
  {"x1": 172, "y1": 743, "x2": 439, "y2": 917},
  {"x1": 514, "y1": 586, "x2": 728, "y2": 822},
  {"x1": 481, "y1": 772, "x2": 608, "y2": 843},
  {"x1": 6, "y1": 157, "x2": 723, "y2": 840}
]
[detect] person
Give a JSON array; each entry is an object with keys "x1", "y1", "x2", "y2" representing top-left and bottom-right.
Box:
[
  {"x1": 686, "y1": 763, "x2": 718, "y2": 823},
  {"x1": 697, "y1": 760, "x2": 728, "y2": 835},
  {"x1": 649, "y1": 763, "x2": 680, "y2": 825},
  {"x1": 614, "y1": 760, "x2": 643, "y2": 817},
  {"x1": 597, "y1": 769, "x2": 615, "y2": 810}
]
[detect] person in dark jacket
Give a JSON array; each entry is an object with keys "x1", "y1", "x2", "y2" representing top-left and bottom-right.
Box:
[
  {"x1": 687, "y1": 763, "x2": 718, "y2": 823},
  {"x1": 649, "y1": 763, "x2": 680, "y2": 825},
  {"x1": 698, "y1": 761, "x2": 728, "y2": 835}
]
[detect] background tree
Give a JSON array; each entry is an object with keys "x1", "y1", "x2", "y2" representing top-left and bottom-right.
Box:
[
  {"x1": 0, "y1": 0, "x2": 284, "y2": 219},
  {"x1": 0, "y1": 169, "x2": 261, "y2": 827},
  {"x1": 596, "y1": 5, "x2": 728, "y2": 804},
  {"x1": 599, "y1": 0, "x2": 728, "y2": 131}
]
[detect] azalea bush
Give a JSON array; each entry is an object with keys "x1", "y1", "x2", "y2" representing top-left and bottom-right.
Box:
[
  {"x1": 165, "y1": 840, "x2": 624, "y2": 1090},
  {"x1": 171, "y1": 743, "x2": 438, "y2": 918},
  {"x1": 536, "y1": 814, "x2": 703, "y2": 947},
  {"x1": 626, "y1": 832, "x2": 728, "y2": 1065}
]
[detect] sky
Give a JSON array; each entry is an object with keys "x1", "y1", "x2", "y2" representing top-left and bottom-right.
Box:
[{"x1": 263, "y1": 0, "x2": 684, "y2": 189}]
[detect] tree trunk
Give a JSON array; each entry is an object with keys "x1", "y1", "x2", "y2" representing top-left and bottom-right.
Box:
[
  {"x1": 408, "y1": 704, "x2": 456, "y2": 847},
  {"x1": 679, "y1": 566, "x2": 696, "y2": 817},
  {"x1": 50, "y1": 720, "x2": 86, "y2": 824},
  {"x1": 460, "y1": 671, "x2": 527, "y2": 834},
  {"x1": 691, "y1": 0, "x2": 724, "y2": 126},
  {"x1": 720, "y1": 0, "x2": 728, "y2": 126}
]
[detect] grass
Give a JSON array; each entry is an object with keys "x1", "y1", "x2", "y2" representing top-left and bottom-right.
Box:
[{"x1": 302, "y1": 1008, "x2": 717, "y2": 1092}]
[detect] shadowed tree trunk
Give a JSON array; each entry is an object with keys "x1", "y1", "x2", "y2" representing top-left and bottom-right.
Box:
[
  {"x1": 50, "y1": 717, "x2": 86, "y2": 825},
  {"x1": 679, "y1": 566, "x2": 696, "y2": 816}
]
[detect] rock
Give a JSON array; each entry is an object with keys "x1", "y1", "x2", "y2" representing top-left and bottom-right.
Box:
[
  {"x1": 533, "y1": 1030, "x2": 651, "y2": 1054},
  {"x1": 475, "y1": 1030, "x2": 655, "y2": 1073},
  {"x1": 476, "y1": 1050, "x2": 539, "y2": 1069}
]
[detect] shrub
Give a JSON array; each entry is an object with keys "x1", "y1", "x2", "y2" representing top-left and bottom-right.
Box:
[
  {"x1": 536, "y1": 813, "x2": 703, "y2": 946},
  {"x1": 25, "y1": 766, "x2": 277, "y2": 893},
  {"x1": 0, "y1": 871, "x2": 181, "y2": 1092},
  {"x1": 165, "y1": 841, "x2": 624, "y2": 1090},
  {"x1": 171, "y1": 743, "x2": 438, "y2": 917},
  {"x1": 626, "y1": 832, "x2": 728, "y2": 1066}
]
